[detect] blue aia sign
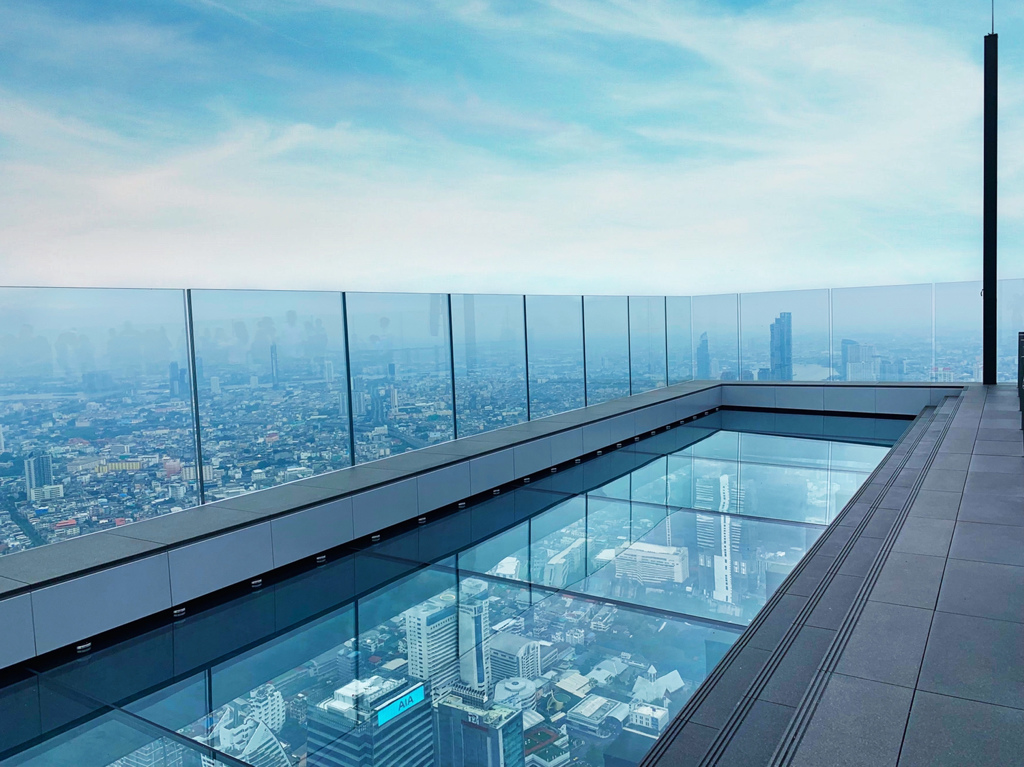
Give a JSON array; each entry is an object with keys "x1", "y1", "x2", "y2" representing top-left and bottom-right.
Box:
[{"x1": 376, "y1": 684, "x2": 425, "y2": 727}]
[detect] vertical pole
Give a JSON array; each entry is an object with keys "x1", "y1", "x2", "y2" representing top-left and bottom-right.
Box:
[
  {"x1": 447, "y1": 294, "x2": 459, "y2": 438},
  {"x1": 183, "y1": 289, "x2": 206, "y2": 505},
  {"x1": 581, "y1": 296, "x2": 589, "y2": 405},
  {"x1": 626, "y1": 296, "x2": 633, "y2": 395},
  {"x1": 340, "y1": 293, "x2": 357, "y2": 466},
  {"x1": 523, "y1": 296, "x2": 532, "y2": 420},
  {"x1": 983, "y1": 33, "x2": 998, "y2": 385}
]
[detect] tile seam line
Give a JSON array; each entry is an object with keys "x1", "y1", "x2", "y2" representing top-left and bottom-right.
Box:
[
  {"x1": 638, "y1": 405, "x2": 932, "y2": 767},
  {"x1": 770, "y1": 393, "x2": 964, "y2": 767},
  {"x1": 695, "y1": 406, "x2": 939, "y2": 767}
]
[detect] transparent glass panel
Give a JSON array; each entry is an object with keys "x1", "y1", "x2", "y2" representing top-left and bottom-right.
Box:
[
  {"x1": 629, "y1": 296, "x2": 668, "y2": 393},
  {"x1": 191, "y1": 289, "x2": 351, "y2": 499},
  {"x1": 997, "y1": 278, "x2": 1024, "y2": 383},
  {"x1": 525, "y1": 295, "x2": 585, "y2": 418},
  {"x1": 574, "y1": 507, "x2": 821, "y2": 625},
  {"x1": 667, "y1": 296, "x2": 693, "y2": 384},
  {"x1": 692, "y1": 294, "x2": 739, "y2": 380},
  {"x1": 345, "y1": 293, "x2": 454, "y2": 462},
  {"x1": 529, "y1": 495, "x2": 587, "y2": 590},
  {"x1": 0, "y1": 287, "x2": 197, "y2": 555},
  {"x1": 831, "y1": 284, "x2": 932, "y2": 382},
  {"x1": 934, "y1": 281, "x2": 982, "y2": 382},
  {"x1": 450, "y1": 294, "x2": 528, "y2": 436},
  {"x1": 583, "y1": 295, "x2": 630, "y2": 405},
  {"x1": 739, "y1": 289, "x2": 830, "y2": 382}
]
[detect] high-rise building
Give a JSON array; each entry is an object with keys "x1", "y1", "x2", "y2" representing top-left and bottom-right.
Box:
[
  {"x1": 489, "y1": 633, "x2": 542, "y2": 682},
  {"x1": 248, "y1": 683, "x2": 287, "y2": 734},
  {"x1": 613, "y1": 542, "x2": 688, "y2": 585},
  {"x1": 436, "y1": 694, "x2": 525, "y2": 767},
  {"x1": 210, "y1": 376, "x2": 221, "y2": 395},
  {"x1": 270, "y1": 343, "x2": 280, "y2": 389},
  {"x1": 307, "y1": 677, "x2": 433, "y2": 767},
  {"x1": 459, "y1": 578, "x2": 491, "y2": 695},
  {"x1": 25, "y1": 452, "x2": 53, "y2": 490},
  {"x1": 325, "y1": 359, "x2": 335, "y2": 384},
  {"x1": 405, "y1": 592, "x2": 459, "y2": 703},
  {"x1": 696, "y1": 333, "x2": 711, "y2": 380},
  {"x1": 769, "y1": 312, "x2": 793, "y2": 381}
]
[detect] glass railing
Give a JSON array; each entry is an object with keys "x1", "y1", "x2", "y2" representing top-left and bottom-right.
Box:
[{"x1": 0, "y1": 279, "x2": 1019, "y2": 555}]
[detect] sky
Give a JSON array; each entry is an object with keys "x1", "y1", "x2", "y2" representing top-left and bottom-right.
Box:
[{"x1": 0, "y1": 0, "x2": 1021, "y2": 296}]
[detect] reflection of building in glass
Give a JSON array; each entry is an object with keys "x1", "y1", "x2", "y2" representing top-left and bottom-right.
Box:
[
  {"x1": 543, "y1": 538, "x2": 586, "y2": 588},
  {"x1": 112, "y1": 741, "x2": 187, "y2": 767},
  {"x1": 436, "y1": 694, "x2": 525, "y2": 767},
  {"x1": 769, "y1": 312, "x2": 793, "y2": 381}
]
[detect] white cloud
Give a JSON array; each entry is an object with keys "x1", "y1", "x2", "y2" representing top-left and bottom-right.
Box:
[{"x1": 0, "y1": 0, "x2": 1021, "y2": 296}]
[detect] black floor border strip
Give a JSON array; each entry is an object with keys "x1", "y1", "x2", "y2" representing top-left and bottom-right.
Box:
[
  {"x1": 640, "y1": 410, "x2": 930, "y2": 767},
  {"x1": 769, "y1": 395, "x2": 963, "y2": 766}
]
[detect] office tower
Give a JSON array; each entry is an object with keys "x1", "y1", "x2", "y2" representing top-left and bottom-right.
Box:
[
  {"x1": 325, "y1": 359, "x2": 335, "y2": 385},
  {"x1": 489, "y1": 633, "x2": 542, "y2": 682},
  {"x1": 458, "y1": 578, "x2": 491, "y2": 695},
  {"x1": 248, "y1": 684, "x2": 287, "y2": 734},
  {"x1": 405, "y1": 592, "x2": 459, "y2": 703},
  {"x1": 613, "y1": 542, "x2": 688, "y2": 585},
  {"x1": 270, "y1": 343, "x2": 280, "y2": 389},
  {"x1": 210, "y1": 376, "x2": 221, "y2": 395},
  {"x1": 169, "y1": 361, "x2": 180, "y2": 397},
  {"x1": 840, "y1": 339, "x2": 878, "y2": 381},
  {"x1": 307, "y1": 678, "x2": 433, "y2": 767},
  {"x1": 696, "y1": 333, "x2": 711, "y2": 380},
  {"x1": 436, "y1": 694, "x2": 525, "y2": 767},
  {"x1": 25, "y1": 453, "x2": 54, "y2": 490},
  {"x1": 769, "y1": 312, "x2": 793, "y2": 381},
  {"x1": 695, "y1": 512, "x2": 758, "y2": 607}
]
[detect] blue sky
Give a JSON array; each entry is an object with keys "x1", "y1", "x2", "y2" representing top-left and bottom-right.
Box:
[{"x1": 0, "y1": 0, "x2": 1021, "y2": 295}]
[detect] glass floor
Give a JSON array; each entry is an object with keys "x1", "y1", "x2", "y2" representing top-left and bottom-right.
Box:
[{"x1": 0, "y1": 411, "x2": 905, "y2": 767}]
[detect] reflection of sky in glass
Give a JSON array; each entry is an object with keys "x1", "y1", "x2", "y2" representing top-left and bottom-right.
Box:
[
  {"x1": 831, "y1": 284, "x2": 932, "y2": 383},
  {"x1": 346, "y1": 292, "x2": 454, "y2": 462},
  {"x1": 740, "y1": 289, "x2": 830, "y2": 382},
  {"x1": 584, "y1": 295, "x2": 630, "y2": 406},
  {"x1": 525, "y1": 295, "x2": 585, "y2": 418},
  {"x1": 0, "y1": 287, "x2": 198, "y2": 554},
  {"x1": 666, "y1": 296, "x2": 693, "y2": 385},
  {"x1": 451, "y1": 294, "x2": 528, "y2": 436},
  {"x1": 629, "y1": 296, "x2": 667, "y2": 393},
  {"x1": 692, "y1": 293, "x2": 739, "y2": 380},
  {"x1": 191, "y1": 289, "x2": 352, "y2": 499}
]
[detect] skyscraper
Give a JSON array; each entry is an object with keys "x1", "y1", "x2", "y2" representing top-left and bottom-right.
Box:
[
  {"x1": 307, "y1": 677, "x2": 433, "y2": 767},
  {"x1": 25, "y1": 453, "x2": 53, "y2": 490},
  {"x1": 436, "y1": 694, "x2": 525, "y2": 767},
  {"x1": 270, "y1": 343, "x2": 280, "y2": 389},
  {"x1": 696, "y1": 332, "x2": 711, "y2": 380},
  {"x1": 769, "y1": 312, "x2": 793, "y2": 381},
  {"x1": 405, "y1": 592, "x2": 459, "y2": 703},
  {"x1": 458, "y1": 578, "x2": 491, "y2": 695}
]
